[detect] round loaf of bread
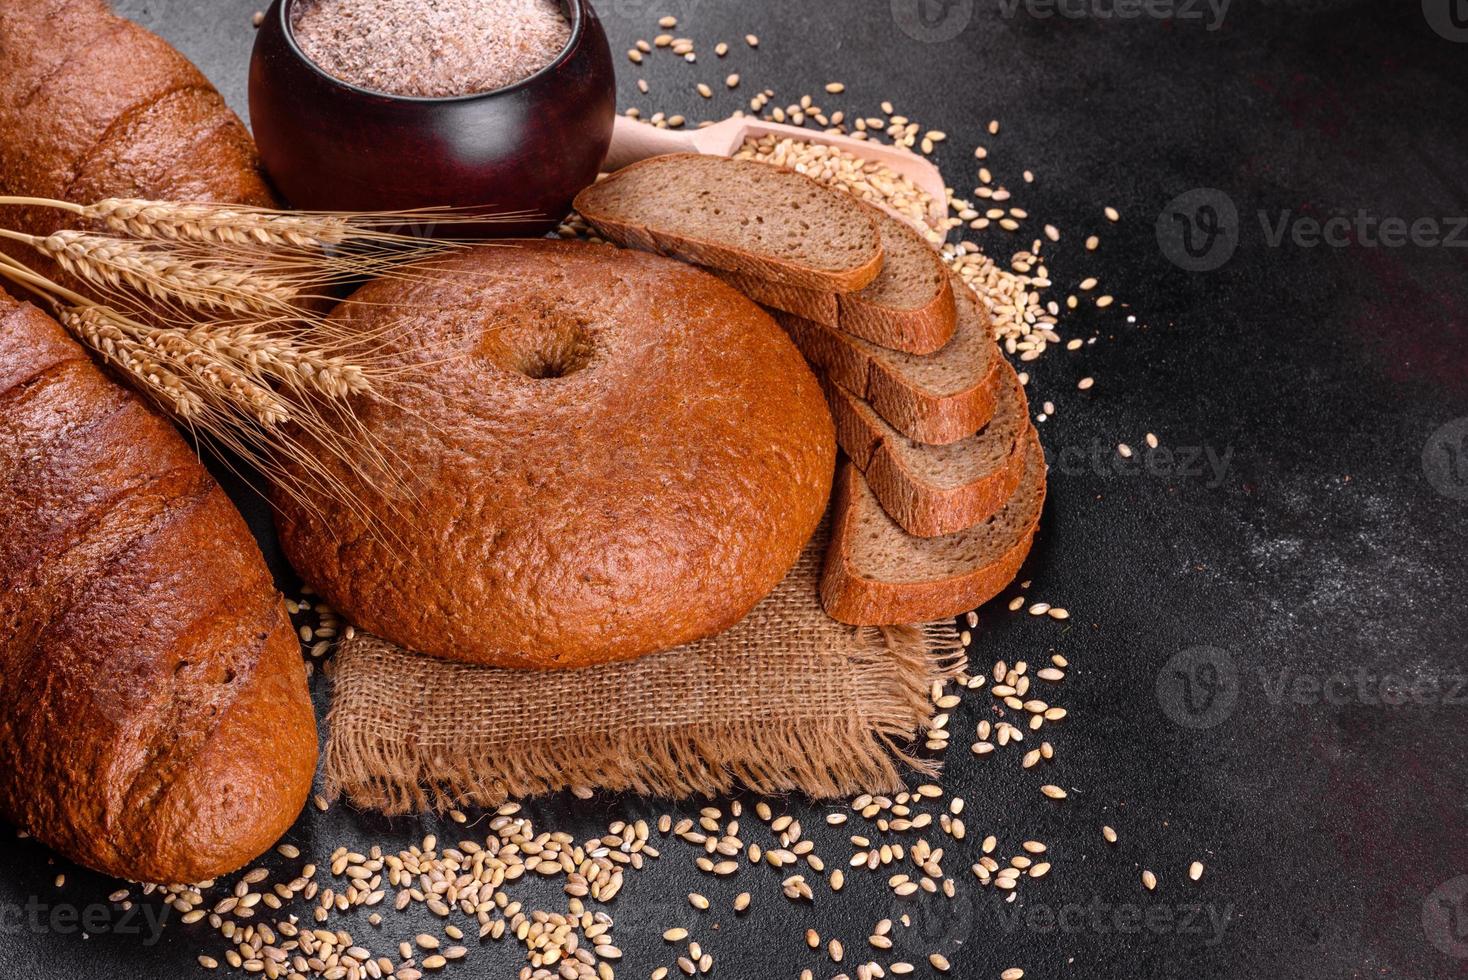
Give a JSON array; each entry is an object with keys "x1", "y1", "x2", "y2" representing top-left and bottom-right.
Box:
[{"x1": 275, "y1": 240, "x2": 835, "y2": 669}]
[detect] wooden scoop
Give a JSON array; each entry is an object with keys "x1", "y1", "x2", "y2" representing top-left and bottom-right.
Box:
[{"x1": 604, "y1": 114, "x2": 949, "y2": 234}]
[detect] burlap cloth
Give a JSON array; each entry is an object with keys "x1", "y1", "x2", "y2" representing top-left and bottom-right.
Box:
[{"x1": 323, "y1": 528, "x2": 965, "y2": 813}]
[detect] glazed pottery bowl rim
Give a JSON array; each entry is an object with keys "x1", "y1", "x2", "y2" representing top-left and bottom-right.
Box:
[{"x1": 275, "y1": 0, "x2": 590, "y2": 105}]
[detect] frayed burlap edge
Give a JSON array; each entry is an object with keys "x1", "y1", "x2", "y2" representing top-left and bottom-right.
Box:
[{"x1": 323, "y1": 622, "x2": 963, "y2": 814}]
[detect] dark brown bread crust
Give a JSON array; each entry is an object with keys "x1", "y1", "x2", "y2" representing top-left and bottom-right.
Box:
[
  {"x1": 274, "y1": 241, "x2": 836, "y2": 669},
  {"x1": 821, "y1": 428, "x2": 1046, "y2": 625},
  {"x1": 0, "y1": 0, "x2": 277, "y2": 286},
  {"x1": 825, "y1": 356, "x2": 1028, "y2": 538},
  {"x1": 0, "y1": 290, "x2": 317, "y2": 884},
  {"x1": 774, "y1": 298, "x2": 1000, "y2": 446}
]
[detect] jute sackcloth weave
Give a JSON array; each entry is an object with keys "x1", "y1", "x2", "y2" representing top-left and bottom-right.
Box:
[{"x1": 323, "y1": 526, "x2": 965, "y2": 813}]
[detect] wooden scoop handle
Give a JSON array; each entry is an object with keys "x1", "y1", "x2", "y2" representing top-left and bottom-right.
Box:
[{"x1": 604, "y1": 115, "x2": 705, "y2": 172}]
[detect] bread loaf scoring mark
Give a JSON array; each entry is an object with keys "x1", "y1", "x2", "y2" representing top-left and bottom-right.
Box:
[
  {"x1": 56, "y1": 81, "x2": 206, "y2": 205},
  {"x1": 63, "y1": 85, "x2": 248, "y2": 208},
  {"x1": 9, "y1": 15, "x2": 133, "y2": 119},
  {"x1": 0, "y1": 0, "x2": 316, "y2": 878}
]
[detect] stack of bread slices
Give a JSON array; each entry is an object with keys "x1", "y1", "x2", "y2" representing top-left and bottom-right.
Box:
[{"x1": 576, "y1": 153, "x2": 1046, "y2": 626}]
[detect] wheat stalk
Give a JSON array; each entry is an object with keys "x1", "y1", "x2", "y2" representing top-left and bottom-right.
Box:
[
  {"x1": 21, "y1": 230, "x2": 308, "y2": 318},
  {"x1": 58, "y1": 307, "x2": 204, "y2": 420},
  {"x1": 59, "y1": 305, "x2": 290, "y2": 428},
  {"x1": 0, "y1": 195, "x2": 515, "y2": 539},
  {"x1": 78, "y1": 197, "x2": 507, "y2": 254},
  {"x1": 185, "y1": 320, "x2": 371, "y2": 399},
  {"x1": 47, "y1": 295, "x2": 410, "y2": 539},
  {"x1": 84, "y1": 198, "x2": 356, "y2": 249}
]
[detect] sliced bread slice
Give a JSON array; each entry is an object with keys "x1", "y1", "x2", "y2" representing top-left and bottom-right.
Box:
[
  {"x1": 574, "y1": 153, "x2": 884, "y2": 292},
  {"x1": 826, "y1": 356, "x2": 1029, "y2": 538},
  {"x1": 707, "y1": 204, "x2": 957, "y2": 355},
  {"x1": 820, "y1": 425, "x2": 1046, "y2": 625},
  {"x1": 706, "y1": 266, "x2": 840, "y2": 328},
  {"x1": 836, "y1": 205, "x2": 956, "y2": 354},
  {"x1": 773, "y1": 274, "x2": 998, "y2": 445}
]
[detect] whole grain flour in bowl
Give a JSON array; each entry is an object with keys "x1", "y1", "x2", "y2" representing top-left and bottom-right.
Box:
[{"x1": 290, "y1": 0, "x2": 573, "y2": 98}]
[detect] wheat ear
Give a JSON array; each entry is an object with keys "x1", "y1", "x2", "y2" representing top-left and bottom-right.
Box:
[
  {"x1": 185, "y1": 321, "x2": 371, "y2": 399},
  {"x1": 0, "y1": 196, "x2": 493, "y2": 543},
  {"x1": 23, "y1": 230, "x2": 305, "y2": 317},
  {"x1": 58, "y1": 307, "x2": 204, "y2": 420},
  {"x1": 83, "y1": 199, "x2": 356, "y2": 249},
  {"x1": 80, "y1": 198, "x2": 505, "y2": 254},
  {"x1": 59, "y1": 306, "x2": 291, "y2": 428}
]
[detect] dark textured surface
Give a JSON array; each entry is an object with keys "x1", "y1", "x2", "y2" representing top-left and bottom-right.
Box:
[{"x1": 3, "y1": 1, "x2": 1467, "y2": 978}]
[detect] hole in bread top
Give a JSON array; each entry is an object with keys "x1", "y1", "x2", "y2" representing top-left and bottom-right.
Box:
[{"x1": 479, "y1": 302, "x2": 597, "y2": 380}]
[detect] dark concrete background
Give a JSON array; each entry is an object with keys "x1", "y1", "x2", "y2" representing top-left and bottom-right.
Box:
[{"x1": 2, "y1": 1, "x2": 1466, "y2": 978}]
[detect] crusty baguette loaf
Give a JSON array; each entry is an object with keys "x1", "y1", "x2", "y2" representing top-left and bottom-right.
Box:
[
  {"x1": 706, "y1": 204, "x2": 957, "y2": 355},
  {"x1": 574, "y1": 153, "x2": 884, "y2": 292},
  {"x1": 773, "y1": 274, "x2": 998, "y2": 445},
  {"x1": 826, "y1": 356, "x2": 1029, "y2": 537},
  {"x1": 0, "y1": 288, "x2": 317, "y2": 884},
  {"x1": 821, "y1": 426, "x2": 1046, "y2": 625},
  {"x1": 0, "y1": 0, "x2": 277, "y2": 286}
]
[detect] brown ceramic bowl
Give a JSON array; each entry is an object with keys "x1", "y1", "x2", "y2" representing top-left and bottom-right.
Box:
[{"x1": 248, "y1": 0, "x2": 615, "y2": 237}]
